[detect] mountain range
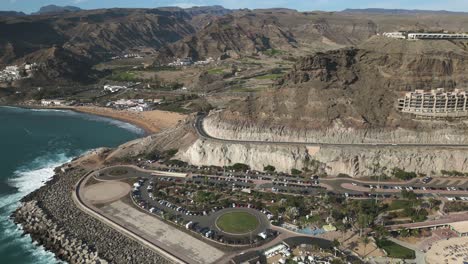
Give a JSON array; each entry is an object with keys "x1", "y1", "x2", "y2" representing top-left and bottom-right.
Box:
[{"x1": 2, "y1": 6, "x2": 468, "y2": 84}]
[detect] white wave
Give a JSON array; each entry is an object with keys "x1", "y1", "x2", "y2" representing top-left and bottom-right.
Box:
[{"x1": 0, "y1": 152, "x2": 72, "y2": 264}]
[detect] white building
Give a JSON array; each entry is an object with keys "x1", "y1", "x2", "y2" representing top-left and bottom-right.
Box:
[
  {"x1": 398, "y1": 88, "x2": 468, "y2": 117},
  {"x1": 264, "y1": 243, "x2": 290, "y2": 258},
  {"x1": 383, "y1": 31, "x2": 468, "y2": 40},
  {"x1": 41, "y1": 99, "x2": 65, "y2": 106},
  {"x1": 104, "y1": 85, "x2": 126, "y2": 93},
  {"x1": 383, "y1": 32, "x2": 406, "y2": 39},
  {"x1": 168, "y1": 57, "x2": 193, "y2": 66},
  {"x1": 194, "y1": 57, "x2": 215, "y2": 65},
  {"x1": 408, "y1": 33, "x2": 468, "y2": 40}
]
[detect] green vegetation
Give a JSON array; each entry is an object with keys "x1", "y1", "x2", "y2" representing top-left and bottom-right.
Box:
[
  {"x1": 254, "y1": 73, "x2": 283, "y2": 80},
  {"x1": 165, "y1": 159, "x2": 188, "y2": 167},
  {"x1": 264, "y1": 165, "x2": 276, "y2": 172},
  {"x1": 108, "y1": 71, "x2": 140, "y2": 82},
  {"x1": 376, "y1": 239, "x2": 415, "y2": 259},
  {"x1": 227, "y1": 163, "x2": 250, "y2": 172},
  {"x1": 441, "y1": 170, "x2": 468, "y2": 177},
  {"x1": 207, "y1": 68, "x2": 225, "y2": 75},
  {"x1": 400, "y1": 190, "x2": 417, "y2": 200},
  {"x1": 291, "y1": 169, "x2": 302, "y2": 175},
  {"x1": 337, "y1": 173, "x2": 351, "y2": 178},
  {"x1": 445, "y1": 201, "x2": 468, "y2": 213},
  {"x1": 216, "y1": 212, "x2": 259, "y2": 234},
  {"x1": 108, "y1": 168, "x2": 128, "y2": 176},
  {"x1": 392, "y1": 168, "x2": 417, "y2": 180},
  {"x1": 388, "y1": 200, "x2": 413, "y2": 211}
]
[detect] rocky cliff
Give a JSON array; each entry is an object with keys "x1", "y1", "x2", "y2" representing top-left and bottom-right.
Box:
[
  {"x1": 206, "y1": 37, "x2": 468, "y2": 143},
  {"x1": 177, "y1": 139, "x2": 468, "y2": 177},
  {"x1": 102, "y1": 116, "x2": 468, "y2": 177}
]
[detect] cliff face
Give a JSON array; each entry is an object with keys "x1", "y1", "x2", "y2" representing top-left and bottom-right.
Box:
[
  {"x1": 178, "y1": 139, "x2": 468, "y2": 177},
  {"x1": 102, "y1": 116, "x2": 468, "y2": 177},
  {"x1": 203, "y1": 113, "x2": 468, "y2": 144}
]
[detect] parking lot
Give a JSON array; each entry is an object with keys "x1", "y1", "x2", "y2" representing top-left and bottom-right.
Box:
[
  {"x1": 334, "y1": 176, "x2": 468, "y2": 199},
  {"x1": 99, "y1": 200, "x2": 225, "y2": 264},
  {"x1": 131, "y1": 177, "x2": 275, "y2": 245}
]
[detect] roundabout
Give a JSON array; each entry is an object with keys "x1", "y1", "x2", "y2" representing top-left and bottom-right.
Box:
[
  {"x1": 209, "y1": 208, "x2": 270, "y2": 239},
  {"x1": 215, "y1": 211, "x2": 260, "y2": 235}
]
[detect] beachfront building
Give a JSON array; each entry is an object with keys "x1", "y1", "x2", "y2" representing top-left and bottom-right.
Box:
[
  {"x1": 41, "y1": 99, "x2": 66, "y2": 106},
  {"x1": 397, "y1": 88, "x2": 468, "y2": 117}
]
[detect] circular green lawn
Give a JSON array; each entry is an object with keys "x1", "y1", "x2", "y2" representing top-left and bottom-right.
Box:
[{"x1": 216, "y1": 211, "x2": 259, "y2": 234}]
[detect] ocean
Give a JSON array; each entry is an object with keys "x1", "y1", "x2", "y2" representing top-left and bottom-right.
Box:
[{"x1": 0, "y1": 106, "x2": 144, "y2": 264}]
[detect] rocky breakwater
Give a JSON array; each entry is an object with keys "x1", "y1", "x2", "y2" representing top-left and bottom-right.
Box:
[
  {"x1": 14, "y1": 201, "x2": 105, "y2": 263},
  {"x1": 12, "y1": 164, "x2": 172, "y2": 264}
]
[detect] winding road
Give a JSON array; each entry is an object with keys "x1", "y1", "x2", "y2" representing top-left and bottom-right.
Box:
[{"x1": 195, "y1": 113, "x2": 468, "y2": 148}]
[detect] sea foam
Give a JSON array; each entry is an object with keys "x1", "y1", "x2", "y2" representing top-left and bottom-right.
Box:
[{"x1": 0, "y1": 152, "x2": 72, "y2": 264}]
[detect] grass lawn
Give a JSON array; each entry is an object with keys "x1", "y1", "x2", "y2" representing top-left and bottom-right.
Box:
[
  {"x1": 108, "y1": 71, "x2": 140, "y2": 81},
  {"x1": 388, "y1": 200, "x2": 413, "y2": 211},
  {"x1": 216, "y1": 211, "x2": 259, "y2": 234},
  {"x1": 376, "y1": 239, "x2": 415, "y2": 259},
  {"x1": 108, "y1": 168, "x2": 128, "y2": 176}
]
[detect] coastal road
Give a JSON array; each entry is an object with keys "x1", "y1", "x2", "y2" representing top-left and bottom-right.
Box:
[{"x1": 195, "y1": 113, "x2": 468, "y2": 148}]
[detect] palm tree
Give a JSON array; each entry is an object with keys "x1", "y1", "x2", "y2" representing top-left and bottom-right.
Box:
[
  {"x1": 358, "y1": 214, "x2": 369, "y2": 237},
  {"x1": 362, "y1": 236, "x2": 370, "y2": 257}
]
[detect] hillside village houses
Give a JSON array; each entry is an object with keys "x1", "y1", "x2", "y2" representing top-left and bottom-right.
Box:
[
  {"x1": 111, "y1": 53, "x2": 143, "y2": 60},
  {"x1": 0, "y1": 63, "x2": 38, "y2": 82},
  {"x1": 168, "y1": 57, "x2": 215, "y2": 67}
]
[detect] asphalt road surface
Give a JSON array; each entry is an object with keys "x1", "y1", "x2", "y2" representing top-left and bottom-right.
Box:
[{"x1": 195, "y1": 114, "x2": 468, "y2": 148}]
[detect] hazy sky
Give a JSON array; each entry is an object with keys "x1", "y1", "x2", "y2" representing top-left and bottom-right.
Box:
[{"x1": 3, "y1": 0, "x2": 468, "y2": 14}]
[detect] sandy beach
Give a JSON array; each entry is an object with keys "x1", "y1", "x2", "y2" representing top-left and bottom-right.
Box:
[{"x1": 54, "y1": 106, "x2": 186, "y2": 134}]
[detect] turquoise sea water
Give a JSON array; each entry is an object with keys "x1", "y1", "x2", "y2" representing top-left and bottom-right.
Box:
[{"x1": 0, "y1": 106, "x2": 144, "y2": 264}]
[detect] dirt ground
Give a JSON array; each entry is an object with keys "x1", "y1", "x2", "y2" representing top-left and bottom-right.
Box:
[
  {"x1": 82, "y1": 181, "x2": 131, "y2": 204},
  {"x1": 340, "y1": 232, "x2": 386, "y2": 258},
  {"x1": 426, "y1": 236, "x2": 468, "y2": 264}
]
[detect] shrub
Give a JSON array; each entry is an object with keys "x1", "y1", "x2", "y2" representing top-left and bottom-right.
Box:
[
  {"x1": 264, "y1": 165, "x2": 276, "y2": 172},
  {"x1": 291, "y1": 169, "x2": 302, "y2": 175},
  {"x1": 229, "y1": 163, "x2": 250, "y2": 172},
  {"x1": 392, "y1": 168, "x2": 417, "y2": 180}
]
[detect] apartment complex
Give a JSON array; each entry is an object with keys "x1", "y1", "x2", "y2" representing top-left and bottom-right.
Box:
[
  {"x1": 383, "y1": 31, "x2": 468, "y2": 40},
  {"x1": 398, "y1": 88, "x2": 468, "y2": 117}
]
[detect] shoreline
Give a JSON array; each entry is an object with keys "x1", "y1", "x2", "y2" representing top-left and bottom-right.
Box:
[
  {"x1": 11, "y1": 155, "x2": 172, "y2": 264},
  {"x1": 4, "y1": 104, "x2": 186, "y2": 136},
  {"x1": 1, "y1": 104, "x2": 184, "y2": 263}
]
